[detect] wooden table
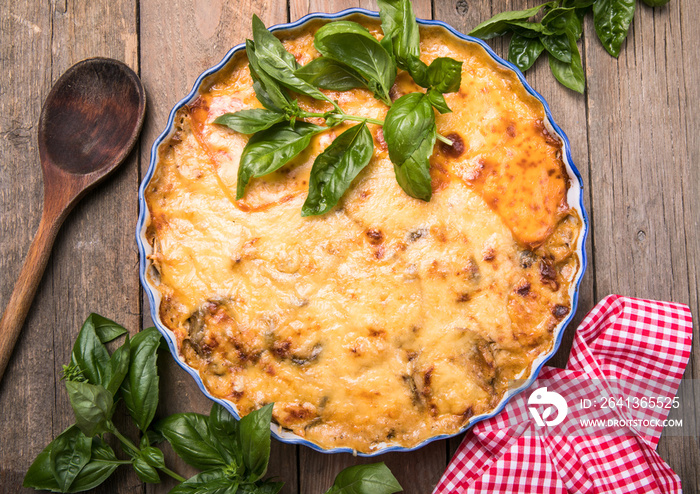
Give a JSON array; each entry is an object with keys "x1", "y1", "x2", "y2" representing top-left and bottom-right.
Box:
[{"x1": 1, "y1": 0, "x2": 697, "y2": 492}]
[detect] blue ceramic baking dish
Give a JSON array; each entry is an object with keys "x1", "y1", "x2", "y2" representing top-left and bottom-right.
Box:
[{"x1": 136, "y1": 8, "x2": 589, "y2": 456}]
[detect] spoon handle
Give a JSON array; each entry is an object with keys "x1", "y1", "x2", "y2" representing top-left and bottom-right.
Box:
[{"x1": 0, "y1": 208, "x2": 63, "y2": 382}]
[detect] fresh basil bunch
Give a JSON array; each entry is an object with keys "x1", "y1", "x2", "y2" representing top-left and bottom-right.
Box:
[
  {"x1": 470, "y1": 0, "x2": 668, "y2": 93},
  {"x1": 23, "y1": 314, "x2": 402, "y2": 494},
  {"x1": 214, "y1": 0, "x2": 463, "y2": 215}
]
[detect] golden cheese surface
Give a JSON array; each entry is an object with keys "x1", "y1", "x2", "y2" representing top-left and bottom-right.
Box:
[{"x1": 145, "y1": 18, "x2": 582, "y2": 453}]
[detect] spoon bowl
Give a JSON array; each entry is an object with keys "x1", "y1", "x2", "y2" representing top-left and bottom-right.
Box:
[
  {"x1": 0, "y1": 58, "x2": 146, "y2": 382},
  {"x1": 40, "y1": 58, "x2": 146, "y2": 176}
]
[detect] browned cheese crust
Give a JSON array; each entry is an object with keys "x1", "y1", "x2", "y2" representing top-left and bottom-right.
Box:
[{"x1": 145, "y1": 17, "x2": 582, "y2": 453}]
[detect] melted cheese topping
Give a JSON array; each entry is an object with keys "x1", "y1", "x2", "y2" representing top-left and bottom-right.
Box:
[{"x1": 145, "y1": 17, "x2": 582, "y2": 453}]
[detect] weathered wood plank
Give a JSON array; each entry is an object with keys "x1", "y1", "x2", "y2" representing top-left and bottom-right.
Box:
[
  {"x1": 677, "y1": 7, "x2": 700, "y2": 493},
  {"x1": 0, "y1": 2, "x2": 54, "y2": 491},
  {"x1": 49, "y1": 2, "x2": 142, "y2": 491},
  {"x1": 0, "y1": 0, "x2": 140, "y2": 492},
  {"x1": 138, "y1": 1, "x2": 296, "y2": 492},
  {"x1": 583, "y1": 1, "x2": 698, "y2": 492}
]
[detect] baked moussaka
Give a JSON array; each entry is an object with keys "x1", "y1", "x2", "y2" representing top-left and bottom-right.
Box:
[{"x1": 144, "y1": 16, "x2": 583, "y2": 453}]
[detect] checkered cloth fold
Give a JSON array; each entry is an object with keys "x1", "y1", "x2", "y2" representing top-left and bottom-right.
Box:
[{"x1": 434, "y1": 295, "x2": 693, "y2": 494}]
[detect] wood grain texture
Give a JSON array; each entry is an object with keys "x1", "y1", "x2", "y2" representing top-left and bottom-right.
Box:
[
  {"x1": 0, "y1": 0, "x2": 141, "y2": 493},
  {"x1": 0, "y1": 3, "x2": 54, "y2": 491},
  {"x1": 584, "y1": 1, "x2": 699, "y2": 491},
  {"x1": 1, "y1": 0, "x2": 698, "y2": 492}
]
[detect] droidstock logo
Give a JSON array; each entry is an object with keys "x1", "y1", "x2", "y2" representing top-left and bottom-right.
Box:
[{"x1": 528, "y1": 386, "x2": 568, "y2": 427}]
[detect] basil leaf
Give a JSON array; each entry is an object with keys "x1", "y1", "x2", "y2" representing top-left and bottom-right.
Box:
[
  {"x1": 140, "y1": 446, "x2": 166, "y2": 469},
  {"x1": 377, "y1": 0, "x2": 420, "y2": 70},
  {"x1": 383, "y1": 93, "x2": 436, "y2": 201},
  {"x1": 24, "y1": 429, "x2": 122, "y2": 493},
  {"x1": 214, "y1": 109, "x2": 285, "y2": 134},
  {"x1": 87, "y1": 314, "x2": 127, "y2": 343},
  {"x1": 425, "y1": 57, "x2": 462, "y2": 93},
  {"x1": 506, "y1": 21, "x2": 555, "y2": 38},
  {"x1": 65, "y1": 437, "x2": 122, "y2": 492},
  {"x1": 325, "y1": 463, "x2": 402, "y2": 494},
  {"x1": 146, "y1": 428, "x2": 165, "y2": 446},
  {"x1": 592, "y1": 0, "x2": 636, "y2": 57},
  {"x1": 541, "y1": 33, "x2": 573, "y2": 63},
  {"x1": 541, "y1": 7, "x2": 576, "y2": 34},
  {"x1": 405, "y1": 55, "x2": 428, "y2": 86},
  {"x1": 156, "y1": 413, "x2": 227, "y2": 470},
  {"x1": 66, "y1": 381, "x2": 114, "y2": 437},
  {"x1": 508, "y1": 34, "x2": 545, "y2": 72},
  {"x1": 209, "y1": 404, "x2": 239, "y2": 437},
  {"x1": 209, "y1": 403, "x2": 243, "y2": 467},
  {"x1": 295, "y1": 57, "x2": 367, "y2": 91},
  {"x1": 302, "y1": 123, "x2": 373, "y2": 217},
  {"x1": 571, "y1": 8, "x2": 586, "y2": 39},
  {"x1": 469, "y1": 3, "x2": 553, "y2": 39},
  {"x1": 133, "y1": 457, "x2": 160, "y2": 484},
  {"x1": 169, "y1": 470, "x2": 238, "y2": 494},
  {"x1": 238, "y1": 481, "x2": 285, "y2": 494},
  {"x1": 121, "y1": 327, "x2": 161, "y2": 431},
  {"x1": 548, "y1": 33, "x2": 585, "y2": 93},
  {"x1": 24, "y1": 439, "x2": 62, "y2": 492},
  {"x1": 314, "y1": 23, "x2": 396, "y2": 105},
  {"x1": 237, "y1": 122, "x2": 324, "y2": 199},
  {"x1": 105, "y1": 335, "x2": 130, "y2": 396},
  {"x1": 252, "y1": 15, "x2": 327, "y2": 101},
  {"x1": 426, "y1": 89, "x2": 451, "y2": 114},
  {"x1": 71, "y1": 315, "x2": 111, "y2": 387},
  {"x1": 314, "y1": 20, "x2": 377, "y2": 48},
  {"x1": 562, "y1": 0, "x2": 595, "y2": 7},
  {"x1": 49, "y1": 426, "x2": 92, "y2": 492},
  {"x1": 239, "y1": 403, "x2": 273, "y2": 482},
  {"x1": 247, "y1": 40, "x2": 292, "y2": 112}
]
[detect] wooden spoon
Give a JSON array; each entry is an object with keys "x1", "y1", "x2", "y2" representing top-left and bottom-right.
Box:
[{"x1": 0, "y1": 58, "x2": 146, "y2": 381}]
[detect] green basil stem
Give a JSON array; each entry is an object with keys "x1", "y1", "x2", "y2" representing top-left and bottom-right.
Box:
[
  {"x1": 298, "y1": 111, "x2": 454, "y2": 145},
  {"x1": 158, "y1": 466, "x2": 187, "y2": 483},
  {"x1": 336, "y1": 114, "x2": 384, "y2": 126},
  {"x1": 107, "y1": 424, "x2": 140, "y2": 456},
  {"x1": 108, "y1": 424, "x2": 187, "y2": 483},
  {"x1": 326, "y1": 98, "x2": 344, "y2": 114},
  {"x1": 298, "y1": 111, "x2": 383, "y2": 126},
  {"x1": 435, "y1": 133, "x2": 454, "y2": 146}
]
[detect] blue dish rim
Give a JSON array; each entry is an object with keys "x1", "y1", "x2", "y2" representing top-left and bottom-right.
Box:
[{"x1": 136, "y1": 7, "x2": 589, "y2": 457}]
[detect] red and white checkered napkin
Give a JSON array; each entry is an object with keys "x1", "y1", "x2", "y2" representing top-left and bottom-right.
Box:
[{"x1": 434, "y1": 295, "x2": 693, "y2": 494}]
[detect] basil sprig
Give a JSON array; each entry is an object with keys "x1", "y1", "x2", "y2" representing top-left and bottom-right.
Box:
[
  {"x1": 24, "y1": 314, "x2": 402, "y2": 494},
  {"x1": 215, "y1": 1, "x2": 463, "y2": 213},
  {"x1": 471, "y1": 0, "x2": 666, "y2": 92}
]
